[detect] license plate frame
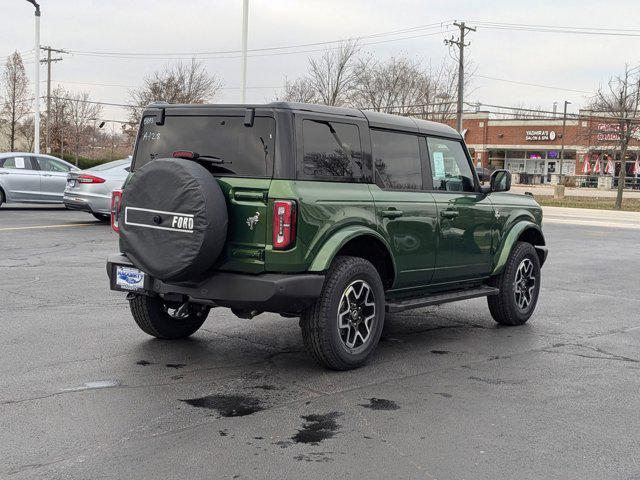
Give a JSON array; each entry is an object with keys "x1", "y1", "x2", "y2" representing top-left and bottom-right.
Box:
[{"x1": 113, "y1": 265, "x2": 146, "y2": 292}]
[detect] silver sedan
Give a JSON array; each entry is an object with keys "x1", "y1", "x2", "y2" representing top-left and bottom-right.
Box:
[
  {"x1": 63, "y1": 157, "x2": 131, "y2": 221},
  {"x1": 0, "y1": 152, "x2": 79, "y2": 206}
]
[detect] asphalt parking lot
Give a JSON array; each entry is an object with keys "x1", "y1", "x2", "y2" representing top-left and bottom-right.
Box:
[{"x1": 2, "y1": 204, "x2": 640, "y2": 480}]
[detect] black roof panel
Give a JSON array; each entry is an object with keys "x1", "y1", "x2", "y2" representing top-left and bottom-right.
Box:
[{"x1": 150, "y1": 102, "x2": 460, "y2": 138}]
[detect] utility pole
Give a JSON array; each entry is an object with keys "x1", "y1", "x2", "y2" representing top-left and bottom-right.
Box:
[
  {"x1": 40, "y1": 46, "x2": 66, "y2": 153},
  {"x1": 444, "y1": 21, "x2": 475, "y2": 133}
]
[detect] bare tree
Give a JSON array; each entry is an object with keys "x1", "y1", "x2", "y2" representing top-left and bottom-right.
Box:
[
  {"x1": 1, "y1": 52, "x2": 31, "y2": 150},
  {"x1": 128, "y1": 59, "x2": 222, "y2": 127},
  {"x1": 46, "y1": 85, "x2": 72, "y2": 155},
  {"x1": 17, "y1": 116, "x2": 34, "y2": 151},
  {"x1": 589, "y1": 66, "x2": 640, "y2": 209},
  {"x1": 281, "y1": 77, "x2": 318, "y2": 103},
  {"x1": 351, "y1": 57, "x2": 460, "y2": 119},
  {"x1": 67, "y1": 91, "x2": 103, "y2": 164},
  {"x1": 281, "y1": 42, "x2": 359, "y2": 107}
]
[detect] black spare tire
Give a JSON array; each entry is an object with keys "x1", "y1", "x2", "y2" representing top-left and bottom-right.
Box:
[{"x1": 119, "y1": 158, "x2": 228, "y2": 282}]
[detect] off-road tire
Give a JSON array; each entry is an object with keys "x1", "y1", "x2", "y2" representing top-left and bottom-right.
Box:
[
  {"x1": 92, "y1": 213, "x2": 110, "y2": 222},
  {"x1": 488, "y1": 241, "x2": 541, "y2": 326},
  {"x1": 300, "y1": 256, "x2": 385, "y2": 370},
  {"x1": 129, "y1": 294, "x2": 209, "y2": 339}
]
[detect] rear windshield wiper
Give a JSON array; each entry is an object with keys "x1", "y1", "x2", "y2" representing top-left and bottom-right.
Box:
[{"x1": 172, "y1": 150, "x2": 232, "y2": 165}]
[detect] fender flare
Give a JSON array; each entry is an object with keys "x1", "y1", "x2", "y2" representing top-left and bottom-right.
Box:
[
  {"x1": 308, "y1": 225, "x2": 397, "y2": 281},
  {"x1": 492, "y1": 221, "x2": 546, "y2": 275}
]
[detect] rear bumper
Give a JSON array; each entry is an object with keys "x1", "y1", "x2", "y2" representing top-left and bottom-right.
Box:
[
  {"x1": 106, "y1": 253, "x2": 325, "y2": 314},
  {"x1": 63, "y1": 193, "x2": 110, "y2": 214}
]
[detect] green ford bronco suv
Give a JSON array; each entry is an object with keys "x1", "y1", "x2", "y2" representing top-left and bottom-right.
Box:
[{"x1": 107, "y1": 102, "x2": 547, "y2": 370}]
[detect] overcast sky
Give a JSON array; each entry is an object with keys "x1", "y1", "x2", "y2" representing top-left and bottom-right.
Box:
[{"x1": 3, "y1": 0, "x2": 640, "y2": 123}]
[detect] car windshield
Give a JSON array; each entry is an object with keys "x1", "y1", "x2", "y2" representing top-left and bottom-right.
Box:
[{"x1": 133, "y1": 115, "x2": 275, "y2": 177}]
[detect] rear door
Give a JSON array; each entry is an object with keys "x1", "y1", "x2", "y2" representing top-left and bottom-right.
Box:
[
  {"x1": 0, "y1": 156, "x2": 41, "y2": 201},
  {"x1": 34, "y1": 156, "x2": 73, "y2": 201},
  {"x1": 426, "y1": 137, "x2": 494, "y2": 284},
  {"x1": 369, "y1": 129, "x2": 438, "y2": 291}
]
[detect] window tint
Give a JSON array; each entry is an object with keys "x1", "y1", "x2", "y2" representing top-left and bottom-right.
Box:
[
  {"x1": 301, "y1": 120, "x2": 363, "y2": 181},
  {"x1": 0, "y1": 156, "x2": 33, "y2": 169},
  {"x1": 427, "y1": 137, "x2": 475, "y2": 192},
  {"x1": 36, "y1": 157, "x2": 71, "y2": 172},
  {"x1": 134, "y1": 115, "x2": 275, "y2": 177},
  {"x1": 372, "y1": 130, "x2": 422, "y2": 190}
]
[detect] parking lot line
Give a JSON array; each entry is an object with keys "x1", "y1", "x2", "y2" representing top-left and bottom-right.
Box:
[{"x1": 0, "y1": 223, "x2": 96, "y2": 232}]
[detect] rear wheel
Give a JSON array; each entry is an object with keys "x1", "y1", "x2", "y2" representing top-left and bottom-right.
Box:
[
  {"x1": 92, "y1": 213, "x2": 110, "y2": 222},
  {"x1": 0, "y1": 188, "x2": 4, "y2": 207},
  {"x1": 300, "y1": 256, "x2": 385, "y2": 370},
  {"x1": 129, "y1": 294, "x2": 209, "y2": 339},
  {"x1": 488, "y1": 241, "x2": 541, "y2": 326}
]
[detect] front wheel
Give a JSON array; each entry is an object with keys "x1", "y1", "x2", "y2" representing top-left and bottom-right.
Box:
[
  {"x1": 129, "y1": 294, "x2": 209, "y2": 339},
  {"x1": 300, "y1": 256, "x2": 385, "y2": 370},
  {"x1": 488, "y1": 241, "x2": 541, "y2": 325}
]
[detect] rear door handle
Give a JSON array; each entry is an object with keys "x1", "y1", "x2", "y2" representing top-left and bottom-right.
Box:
[
  {"x1": 380, "y1": 209, "x2": 404, "y2": 219},
  {"x1": 42, "y1": 173, "x2": 53, "y2": 177},
  {"x1": 441, "y1": 210, "x2": 459, "y2": 219}
]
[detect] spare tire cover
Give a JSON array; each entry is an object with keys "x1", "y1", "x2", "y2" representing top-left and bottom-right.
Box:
[{"x1": 119, "y1": 158, "x2": 228, "y2": 282}]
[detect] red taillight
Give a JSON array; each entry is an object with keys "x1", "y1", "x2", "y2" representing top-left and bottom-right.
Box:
[
  {"x1": 77, "y1": 174, "x2": 106, "y2": 184},
  {"x1": 111, "y1": 190, "x2": 123, "y2": 233},
  {"x1": 273, "y1": 200, "x2": 296, "y2": 250}
]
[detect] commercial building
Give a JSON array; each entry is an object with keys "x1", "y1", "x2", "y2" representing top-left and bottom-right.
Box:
[{"x1": 459, "y1": 111, "x2": 640, "y2": 185}]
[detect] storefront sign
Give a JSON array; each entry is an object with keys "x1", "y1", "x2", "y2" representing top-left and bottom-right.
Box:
[
  {"x1": 596, "y1": 123, "x2": 640, "y2": 141},
  {"x1": 526, "y1": 130, "x2": 556, "y2": 141}
]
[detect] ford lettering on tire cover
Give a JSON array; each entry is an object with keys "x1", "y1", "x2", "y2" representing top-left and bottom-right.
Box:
[{"x1": 118, "y1": 158, "x2": 228, "y2": 281}]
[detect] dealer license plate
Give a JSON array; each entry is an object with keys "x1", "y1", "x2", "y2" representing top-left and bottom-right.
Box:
[{"x1": 115, "y1": 266, "x2": 145, "y2": 291}]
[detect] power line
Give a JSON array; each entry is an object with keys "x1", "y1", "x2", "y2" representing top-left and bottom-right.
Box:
[
  {"x1": 473, "y1": 74, "x2": 592, "y2": 94},
  {"x1": 472, "y1": 21, "x2": 640, "y2": 37},
  {"x1": 65, "y1": 28, "x2": 456, "y2": 61},
  {"x1": 66, "y1": 21, "x2": 454, "y2": 58},
  {"x1": 47, "y1": 79, "x2": 286, "y2": 90}
]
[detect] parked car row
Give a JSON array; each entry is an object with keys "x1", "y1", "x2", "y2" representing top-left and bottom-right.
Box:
[
  {"x1": 0, "y1": 152, "x2": 131, "y2": 222},
  {"x1": 63, "y1": 158, "x2": 131, "y2": 221}
]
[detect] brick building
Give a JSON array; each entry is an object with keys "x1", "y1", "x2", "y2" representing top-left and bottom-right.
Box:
[{"x1": 455, "y1": 111, "x2": 640, "y2": 184}]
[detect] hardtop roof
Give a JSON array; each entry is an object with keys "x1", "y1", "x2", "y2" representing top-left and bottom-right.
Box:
[{"x1": 148, "y1": 102, "x2": 461, "y2": 139}]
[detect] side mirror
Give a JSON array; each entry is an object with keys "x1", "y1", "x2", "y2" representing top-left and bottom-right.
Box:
[{"x1": 490, "y1": 169, "x2": 511, "y2": 193}]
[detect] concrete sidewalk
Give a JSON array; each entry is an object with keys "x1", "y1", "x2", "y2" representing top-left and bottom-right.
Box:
[
  {"x1": 511, "y1": 184, "x2": 640, "y2": 198},
  {"x1": 542, "y1": 205, "x2": 640, "y2": 229}
]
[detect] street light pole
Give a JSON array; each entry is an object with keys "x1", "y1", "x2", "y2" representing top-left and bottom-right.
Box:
[
  {"x1": 558, "y1": 100, "x2": 571, "y2": 184},
  {"x1": 240, "y1": 0, "x2": 249, "y2": 103},
  {"x1": 26, "y1": 0, "x2": 41, "y2": 153}
]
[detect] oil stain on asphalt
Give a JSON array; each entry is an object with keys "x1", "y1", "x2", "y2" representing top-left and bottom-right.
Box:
[
  {"x1": 359, "y1": 398, "x2": 400, "y2": 411},
  {"x1": 180, "y1": 394, "x2": 265, "y2": 417},
  {"x1": 292, "y1": 412, "x2": 342, "y2": 445}
]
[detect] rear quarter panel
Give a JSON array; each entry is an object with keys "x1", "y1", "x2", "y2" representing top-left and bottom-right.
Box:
[{"x1": 264, "y1": 180, "x2": 377, "y2": 272}]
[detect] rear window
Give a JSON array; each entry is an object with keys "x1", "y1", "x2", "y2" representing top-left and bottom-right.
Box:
[
  {"x1": 89, "y1": 158, "x2": 131, "y2": 171},
  {"x1": 133, "y1": 115, "x2": 275, "y2": 177}
]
